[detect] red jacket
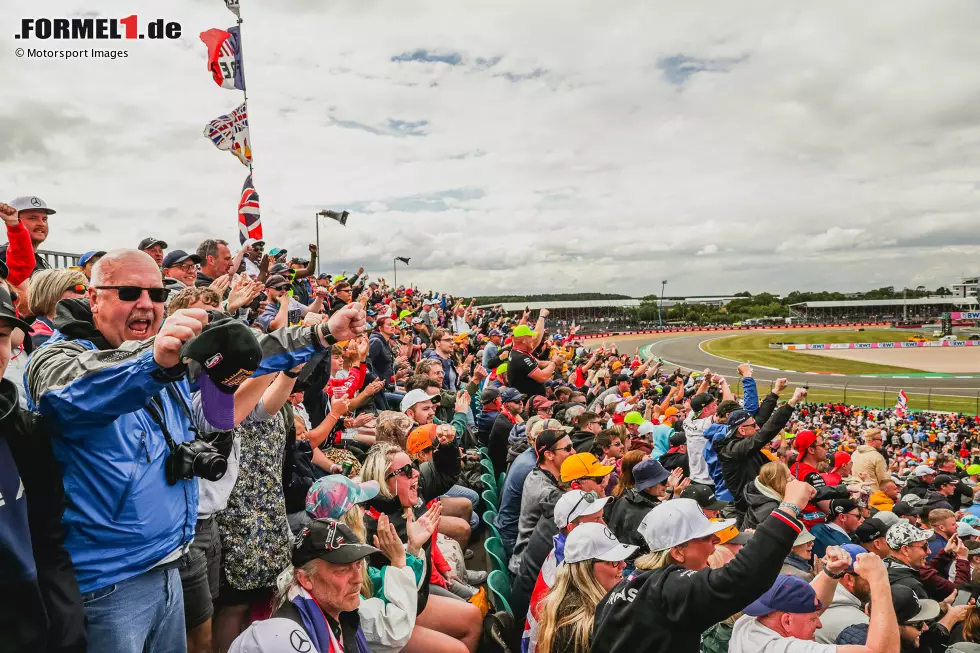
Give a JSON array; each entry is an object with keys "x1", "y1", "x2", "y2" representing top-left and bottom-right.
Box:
[{"x1": 5, "y1": 221, "x2": 37, "y2": 287}]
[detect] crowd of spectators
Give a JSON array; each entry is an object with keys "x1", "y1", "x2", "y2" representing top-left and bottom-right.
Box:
[{"x1": 7, "y1": 195, "x2": 980, "y2": 653}]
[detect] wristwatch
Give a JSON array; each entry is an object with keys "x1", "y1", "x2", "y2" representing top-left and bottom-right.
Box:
[
  {"x1": 283, "y1": 370, "x2": 299, "y2": 378},
  {"x1": 315, "y1": 323, "x2": 338, "y2": 348},
  {"x1": 778, "y1": 501, "x2": 802, "y2": 518},
  {"x1": 825, "y1": 568, "x2": 846, "y2": 580}
]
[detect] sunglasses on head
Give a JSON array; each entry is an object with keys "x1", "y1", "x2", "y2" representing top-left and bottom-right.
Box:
[
  {"x1": 95, "y1": 286, "x2": 169, "y2": 303},
  {"x1": 570, "y1": 490, "x2": 599, "y2": 516},
  {"x1": 386, "y1": 463, "x2": 415, "y2": 480}
]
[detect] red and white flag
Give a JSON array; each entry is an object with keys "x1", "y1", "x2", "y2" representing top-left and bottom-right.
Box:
[{"x1": 896, "y1": 389, "x2": 908, "y2": 418}]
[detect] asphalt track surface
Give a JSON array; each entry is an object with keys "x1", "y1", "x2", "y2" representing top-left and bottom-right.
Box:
[{"x1": 605, "y1": 331, "x2": 980, "y2": 397}]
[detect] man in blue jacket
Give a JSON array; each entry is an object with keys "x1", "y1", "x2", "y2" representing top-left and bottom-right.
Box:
[{"x1": 25, "y1": 249, "x2": 366, "y2": 653}]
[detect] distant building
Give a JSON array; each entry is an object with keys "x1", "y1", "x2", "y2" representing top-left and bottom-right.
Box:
[
  {"x1": 788, "y1": 296, "x2": 978, "y2": 323},
  {"x1": 951, "y1": 277, "x2": 980, "y2": 298}
]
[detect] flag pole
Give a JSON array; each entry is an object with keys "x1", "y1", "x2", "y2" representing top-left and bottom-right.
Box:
[
  {"x1": 393, "y1": 257, "x2": 397, "y2": 289},
  {"x1": 234, "y1": 11, "x2": 253, "y2": 177}
]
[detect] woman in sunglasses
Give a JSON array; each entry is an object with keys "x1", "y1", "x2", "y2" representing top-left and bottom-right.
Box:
[
  {"x1": 25, "y1": 268, "x2": 88, "y2": 348},
  {"x1": 361, "y1": 443, "x2": 484, "y2": 653}
]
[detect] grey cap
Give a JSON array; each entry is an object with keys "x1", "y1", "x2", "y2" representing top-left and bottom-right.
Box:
[
  {"x1": 228, "y1": 618, "x2": 313, "y2": 653},
  {"x1": 885, "y1": 521, "x2": 934, "y2": 549},
  {"x1": 10, "y1": 196, "x2": 56, "y2": 215}
]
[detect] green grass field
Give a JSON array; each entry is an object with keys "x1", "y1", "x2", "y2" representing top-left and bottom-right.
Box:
[{"x1": 703, "y1": 329, "x2": 927, "y2": 374}]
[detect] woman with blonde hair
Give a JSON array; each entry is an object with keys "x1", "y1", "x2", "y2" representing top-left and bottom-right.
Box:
[
  {"x1": 26, "y1": 268, "x2": 87, "y2": 347},
  {"x1": 742, "y1": 460, "x2": 791, "y2": 530},
  {"x1": 536, "y1": 523, "x2": 636, "y2": 653}
]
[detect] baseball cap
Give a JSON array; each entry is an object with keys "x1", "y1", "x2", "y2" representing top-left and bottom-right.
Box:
[
  {"x1": 10, "y1": 195, "x2": 56, "y2": 215},
  {"x1": 534, "y1": 429, "x2": 566, "y2": 461},
  {"x1": 400, "y1": 389, "x2": 434, "y2": 413},
  {"x1": 715, "y1": 521, "x2": 752, "y2": 546},
  {"x1": 914, "y1": 465, "x2": 936, "y2": 477},
  {"x1": 0, "y1": 286, "x2": 31, "y2": 334},
  {"x1": 900, "y1": 494, "x2": 925, "y2": 507},
  {"x1": 638, "y1": 422, "x2": 656, "y2": 437},
  {"x1": 662, "y1": 406, "x2": 679, "y2": 418},
  {"x1": 228, "y1": 618, "x2": 314, "y2": 653},
  {"x1": 840, "y1": 544, "x2": 867, "y2": 569},
  {"x1": 406, "y1": 424, "x2": 436, "y2": 454},
  {"x1": 690, "y1": 393, "x2": 716, "y2": 416},
  {"x1": 162, "y1": 250, "x2": 202, "y2": 269},
  {"x1": 554, "y1": 490, "x2": 610, "y2": 529},
  {"x1": 265, "y1": 274, "x2": 290, "y2": 290},
  {"x1": 602, "y1": 394, "x2": 622, "y2": 407},
  {"x1": 891, "y1": 585, "x2": 941, "y2": 626},
  {"x1": 886, "y1": 521, "x2": 934, "y2": 549},
  {"x1": 668, "y1": 432, "x2": 687, "y2": 447},
  {"x1": 794, "y1": 528, "x2": 816, "y2": 546},
  {"x1": 614, "y1": 402, "x2": 631, "y2": 415},
  {"x1": 306, "y1": 475, "x2": 380, "y2": 520},
  {"x1": 512, "y1": 324, "x2": 537, "y2": 338},
  {"x1": 680, "y1": 484, "x2": 729, "y2": 511},
  {"x1": 496, "y1": 362, "x2": 509, "y2": 376},
  {"x1": 639, "y1": 498, "x2": 735, "y2": 552},
  {"x1": 481, "y1": 387, "x2": 501, "y2": 405},
  {"x1": 267, "y1": 247, "x2": 285, "y2": 257},
  {"x1": 531, "y1": 396, "x2": 556, "y2": 411},
  {"x1": 560, "y1": 453, "x2": 615, "y2": 483},
  {"x1": 499, "y1": 387, "x2": 523, "y2": 403},
  {"x1": 489, "y1": 329, "x2": 503, "y2": 337},
  {"x1": 934, "y1": 474, "x2": 958, "y2": 487},
  {"x1": 563, "y1": 523, "x2": 638, "y2": 564},
  {"x1": 269, "y1": 263, "x2": 290, "y2": 276},
  {"x1": 743, "y1": 574, "x2": 821, "y2": 617},
  {"x1": 958, "y1": 521, "x2": 980, "y2": 538},
  {"x1": 182, "y1": 315, "x2": 263, "y2": 430},
  {"x1": 138, "y1": 237, "x2": 168, "y2": 250},
  {"x1": 727, "y1": 409, "x2": 752, "y2": 430},
  {"x1": 633, "y1": 459, "x2": 670, "y2": 491},
  {"x1": 874, "y1": 510, "x2": 901, "y2": 529},
  {"x1": 852, "y1": 517, "x2": 887, "y2": 544},
  {"x1": 968, "y1": 464, "x2": 980, "y2": 476},
  {"x1": 892, "y1": 501, "x2": 917, "y2": 517},
  {"x1": 833, "y1": 451, "x2": 852, "y2": 469},
  {"x1": 78, "y1": 250, "x2": 106, "y2": 267},
  {"x1": 624, "y1": 411, "x2": 644, "y2": 426},
  {"x1": 794, "y1": 430, "x2": 818, "y2": 453},
  {"x1": 292, "y1": 519, "x2": 382, "y2": 567},
  {"x1": 829, "y1": 498, "x2": 860, "y2": 517}
]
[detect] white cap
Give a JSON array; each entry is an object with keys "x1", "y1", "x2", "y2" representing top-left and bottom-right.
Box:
[
  {"x1": 794, "y1": 528, "x2": 815, "y2": 546},
  {"x1": 400, "y1": 389, "x2": 434, "y2": 412},
  {"x1": 563, "y1": 522, "x2": 638, "y2": 564},
  {"x1": 554, "y1": 490, "x2": 610, "y2": 529},
  {"x1": 638, "y1": 498, "x2": 735, "y2": 552},
  {"x1": 229, "y1": 618, "x2": 312, "y2": 653},
  {"x1": 638, "y1": 422, "x2": 656, "y2": 436},
  {"x1": 615, "y1": 402, "x2": 631, "y2": 414},
  {"x1": 9, "y1": 195, "x2": 56, "y2": 215},
  {"x1": 603, "y1": 394, "x2": 622, "y2": 406},
  {"x1": 914, "y1": 465, "x2": 936, "y2": 477},
  {"x1": 958, "y1": 522, "x2": 980, "y2": 538}
]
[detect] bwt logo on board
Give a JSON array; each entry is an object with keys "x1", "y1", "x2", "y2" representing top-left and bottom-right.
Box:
[{"x1": 16, "y1": 16, "x2": 181, "y2": 40}]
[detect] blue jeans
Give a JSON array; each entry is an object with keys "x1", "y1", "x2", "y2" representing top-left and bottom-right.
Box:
[
  {"x1": 442, "y1": 484, "x2": 480, "y2": 529},
  {"x1": 81, "y1": 567, "x2": 186, "y2": 653}
]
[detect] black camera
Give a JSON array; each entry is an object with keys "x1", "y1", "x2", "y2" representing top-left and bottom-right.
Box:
[{"x1": 165, "y1": 438, "x2": 228, "y2": 485}]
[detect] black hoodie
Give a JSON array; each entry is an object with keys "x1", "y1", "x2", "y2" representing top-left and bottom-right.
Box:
[{"x1": 363, "y1": 494, "x2": 432, "y2": 615}]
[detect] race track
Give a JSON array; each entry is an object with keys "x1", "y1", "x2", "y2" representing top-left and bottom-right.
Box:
[{"x1": 604, "y1": 332, "x2": 980, "y2": 397}]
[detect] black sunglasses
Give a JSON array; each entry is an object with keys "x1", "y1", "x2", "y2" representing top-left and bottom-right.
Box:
[
  {"x1": 96, "y1": 286, "x2": 169, "y2": 303},
  {"x1": 386, "y1": 463, "x2": 415, "y2": 480}
]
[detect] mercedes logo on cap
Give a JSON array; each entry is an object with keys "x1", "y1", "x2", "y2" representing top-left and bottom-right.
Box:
[
  {"x1": 290, "y1": 630, "x2": 312, "y2": 652},
  {"x1": 30, "y1": 197, "x2": 41, "y2": 207}
]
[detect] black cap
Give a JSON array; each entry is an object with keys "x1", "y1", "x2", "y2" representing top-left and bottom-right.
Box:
[
  {"x1": 891, "y1": 585, "x2": 941, "y2": 625},
  {"x1": 668, "y1": 431, "x2": 687, "y2": 447},
  {"x1": 534, "y1": 429, "x2": 565, "y2": 461},
  {"x1": 830, "y1": 498, "x2": 860, "y2": 516},
  {"x1": 138, "y1": 237, "x2": 168, "y2": 250},
  {"x1": 0, "y1": 286, "x2": 31, "y2": 333},
  {"x1": 691, "y1": 393, "x2": 716, "y2": 415},
  {"x1": 481, "y1": 387, "x2": 501, "y2": 405},
  {"x1": 265, "y1": 274, "x2": 289, "y2": 290},
  {"x1": 614, "y1": 374, "x2": 632, "y2": 384},
  {"x1": 680, "y1": 484, "x2": 729, "y2": 510},
  {"x1": 934, "y1": 474, "x2": 958, "y2": 488},
  {"x1": 851, "y1": 517, "x2": 886, "y2": 544},
  {"x1": 293, "y1": 519, "x2": 383, "y2": 567},
  {"x1": 892, "y1": 501, "x2": 916, "y2": 517},
  {"x1": 162, "y1": 249, "x2": 202, "y2": 269},
  {"x1": 716, "y1": 400, "x2": 741, "y2": 419},
  {"x1": 269, "y1": 263, "x2": 290, "y2": 276}
]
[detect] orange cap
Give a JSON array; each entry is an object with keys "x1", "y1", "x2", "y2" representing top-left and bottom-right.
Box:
[{"x1": 407, "y1": 424, "x2": 436, "y2": 454}]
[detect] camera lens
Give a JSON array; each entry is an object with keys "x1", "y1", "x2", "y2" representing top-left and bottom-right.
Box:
[{"x1": 193, "y1": 448, "x2": 228, "y2": 481}]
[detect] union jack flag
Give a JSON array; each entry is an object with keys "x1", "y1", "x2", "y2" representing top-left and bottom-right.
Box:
[
  {"x1": 896, "y1": 389, "x2": 908, "y2": 418},
  {"x1": 237, "y1": 175, "x2": 261, "y2": 244},
  {"x1": 204, "y1": 102, "x2": 251, "y2": 166}
]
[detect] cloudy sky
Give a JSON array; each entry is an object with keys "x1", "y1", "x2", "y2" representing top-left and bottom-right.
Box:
[{"x1": 4, "y1": 0, "x2": 980, "y2": 298}]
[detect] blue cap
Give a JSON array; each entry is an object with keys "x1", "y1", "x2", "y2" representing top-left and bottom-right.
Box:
[
  {"x1": 633, "y1": 459, "x2": 670, "y2": 491},
  {"x1": 743, "y1": 574, "x2": 821, "y2": 617},
  {"x1": 162, "y1": 249, "x2": 201, "y2": 269},
  {"x1": 489, "y1": 329, "x2": 503, "y2": 337},
  {"x1": 727, "y1": 409, "x2": 752, "y2": 430},
  {"x1": 840, "y1": 544, "x2": 867, "y2": 570},
  {"x1": 500, "y1": 387, "x2": 523, "y2": 403},
  {"x1": 78, "y1": 250, "x2": 106, "y2": 267}
]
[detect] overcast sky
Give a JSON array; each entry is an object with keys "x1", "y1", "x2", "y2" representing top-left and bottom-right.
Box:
[{"x1": 4, "y1": 0, "x2": 980, "y2": 298}]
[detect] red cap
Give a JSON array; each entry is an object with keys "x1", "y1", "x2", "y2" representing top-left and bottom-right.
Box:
[
  {"x1": 531, "y1": 396, "x2": 555, "y2": 411},
  {"x1": 833, "y1": 451, "x2": 851, "y2": 469},
  {"x1": 794, "y1": 430, "x2": 817, "y2": 453}
]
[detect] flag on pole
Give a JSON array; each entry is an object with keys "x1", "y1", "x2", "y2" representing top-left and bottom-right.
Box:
[
  {"x1": 200, "y1": 26, "x2": 245, "y2": 90},
  {"x1": 204, "y1": 102, "x2": 251, "y2": 166},
  {"x1": 320, "y1": 210, "x2": 349, "y2": 226},
  {"x1": 896, "y1": 389, "x2": 908, "y2": 418},
  {"x1": 237, "y1": 175, "x2": 261, "y2": 244},
  {"x1": 395, "y1": 257, "x2": 411, "y2": 265},
  {"x1": 224, "y1": 0, "x2": 241, "y2": 19}
]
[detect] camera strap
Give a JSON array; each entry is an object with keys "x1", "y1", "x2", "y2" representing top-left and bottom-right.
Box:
[{"x1": 145, "y1": 385, "x2": 199, "y2": 454}]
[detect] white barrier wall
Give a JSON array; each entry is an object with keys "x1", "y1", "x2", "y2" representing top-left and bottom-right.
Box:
[{"x1": 781, "y1": 341, "x2": 980, "y2": 350}]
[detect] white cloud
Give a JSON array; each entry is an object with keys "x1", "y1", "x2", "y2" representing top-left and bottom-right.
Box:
[{"x1": 4, "y1": 0, "x2": 980, "y2": 297}]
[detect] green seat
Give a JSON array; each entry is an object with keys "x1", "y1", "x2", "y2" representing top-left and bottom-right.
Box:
[
  {"x1": 483, "y1": 509, "x2": 502, "y2": 541},
  {"x1": 482, "y1": 489, "x2": 499, "y2": 511},
  {"x1": 480, "y1": 473, "x2": 497, "y2": 493},
  {"x1": 497, "y1": 471, "x2": 506, "y2": 490},
  {"x1": 479, "y1": 446, "x2": 490, "y2": 458},
  {"x1": 487, "y1": 570, "x2": 514, "y2": 617},
  {"x1": 485, "y1": 537, "x2": 508, "y2": 573},
  {"x1": 479, "y1": 459, "x2": 495, "y2": 476}
]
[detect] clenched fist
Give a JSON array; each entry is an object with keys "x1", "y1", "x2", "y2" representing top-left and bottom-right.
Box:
[{"x1": 158, "y1": 309, "x2": 209, "y2": 368}]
